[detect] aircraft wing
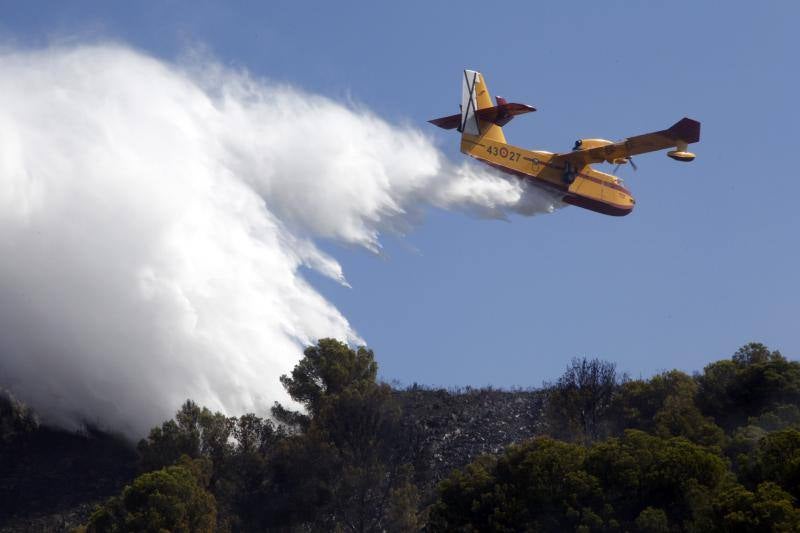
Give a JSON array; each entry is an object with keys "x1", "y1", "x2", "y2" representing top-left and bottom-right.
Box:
[{"x1": 552, "y1": 117, "x2": 701, "y2": 167}]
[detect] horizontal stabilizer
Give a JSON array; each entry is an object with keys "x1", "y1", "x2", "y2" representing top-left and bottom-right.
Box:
[
  {"x1": 477, "y1": 102, "x2": 536, "y2": 127},
  {"x1": 428, "y1": 102, "x2": 536, "y2": 130},
  {"x1": 428, "y1": 113, "x2": 462, "y2": 130},
  {"x1": 667, "y1": 117, "x2": 701, "y2": 143}
]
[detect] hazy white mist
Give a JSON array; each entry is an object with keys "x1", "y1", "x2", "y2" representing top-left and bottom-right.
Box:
[{"x1": 0, "y1": 44, "x2": 561, "y2": 436}]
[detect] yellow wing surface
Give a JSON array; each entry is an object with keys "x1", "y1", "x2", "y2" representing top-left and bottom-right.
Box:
[{"x1": 552, "y1": 118, "x2": 701, "y2": 168}]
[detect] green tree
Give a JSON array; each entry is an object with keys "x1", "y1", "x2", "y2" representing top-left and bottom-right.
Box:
[
  {"x1": 223, "y1": 414, "x2": 281, "y2": 531},
  {"x1": 431, "y1": 438, "x2": 605, "y2": 531},
  {"x1": 747, "y1": 404, "x2": 800, "y2": 432},
  {"x1": 732, "y1": 343, "x2": 783, "y2": 366},
  {"x1": 697, "y1": 343, "x2": 800, "y2": 430},
  {"x1": 386, "y1": 480, "x2": 421, "y2": 532},
  {"x1": 612, "y1": 370, "x2": 725, "y2": 448},
  {"x1": 137, "y1": 402, "x2": 283, "y2": 531},
  {"x1": 653, "y1": 393, "x2": 725, "y2": 448},
  {"x1": 430, "y1": 428, "x2": 800, "y2": 532},
  {"x1": 232, "y1": 412, "x2": 276, "y2": 456},
  {"x1": 727, "y1": 425, "x2": 768, "y2": 467},
  {"x1": 749, "y1": 483, "x2": 800, "y2": 532},
  {"x1": 635, "y1": 507, "x2": 669, "y2": 533},
  {"x1": 711, "y1": 481, "x2": 800, "y2": 532},
  {"x1": 137, "y1": 400, "x2": 235, "y2": 474},
  {"x1": 742, "y1": 429, "x2": 800, "y2": 499},
  {"x1": 585, "y1": 430, "x2": 728, "y2": 527},
  {"x1": 273, "y1": 338, "x2": 378, "y2": 429},
  {"x1": 259, "y1": 338, "x2": 424, "y2": 532},
  {"x1": 84, "y1": 457, "x2": 217, "y2": 533}
]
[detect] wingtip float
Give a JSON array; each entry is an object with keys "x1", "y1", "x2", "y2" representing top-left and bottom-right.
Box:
[{"x1": 429, "y1": 70, "x2": 701, "y2": 217}]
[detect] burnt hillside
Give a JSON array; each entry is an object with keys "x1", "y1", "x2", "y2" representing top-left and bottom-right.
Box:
[
  {"x1": 395, "y1": 386, "x2": 546, "y2": 487},
  {"x1": 0, "y1": 425, "x2": 137, "y2": 532},
  {"x1": 0, "y1": 386, "x2": 546, "y2": 532}
]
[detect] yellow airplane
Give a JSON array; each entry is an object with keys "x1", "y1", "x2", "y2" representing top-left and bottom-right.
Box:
[{"x1": 429, "y1": 70, "x2": 700, "y2": 216}]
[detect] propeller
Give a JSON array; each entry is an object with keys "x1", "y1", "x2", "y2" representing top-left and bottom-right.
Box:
[{"x1": 613, "y1": 156, "x2": 637, "y2": 173}]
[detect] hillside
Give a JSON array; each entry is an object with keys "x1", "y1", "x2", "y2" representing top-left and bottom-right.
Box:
[
  {"x1": 3, "y1": 341, "x2": 800, "y2": 531},
  {"x1": 0, "y1": 387, "x2": 544, "y2": 531}
]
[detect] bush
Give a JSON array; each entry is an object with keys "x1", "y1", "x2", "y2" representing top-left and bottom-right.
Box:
[
  {"x1": 431, "y1": 431, "x2": 731, "y2": 531},
  {"x1": 84, "y1": 456, "x2": 217, "y2": 532}
]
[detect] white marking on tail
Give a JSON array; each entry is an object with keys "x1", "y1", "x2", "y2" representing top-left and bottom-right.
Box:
[{"x1": 460, "y1": 70, "x2": 481, "y2": 135}]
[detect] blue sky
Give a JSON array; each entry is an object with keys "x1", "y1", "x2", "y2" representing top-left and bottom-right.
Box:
[{"x1": 3, "y1": 1, "x2": 798, "y2": 388}]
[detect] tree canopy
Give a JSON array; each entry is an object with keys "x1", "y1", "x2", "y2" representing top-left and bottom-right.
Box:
[
  {"x1": 82, "y1": 457, "x2": 216, "y2": 533},
  {"x1": 62, "y1": 340, "x2": 800, "y2": 532}
]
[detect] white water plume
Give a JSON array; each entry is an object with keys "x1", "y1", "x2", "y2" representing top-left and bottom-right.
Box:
[{"x1": 0, "y1": 44, "x2": 561, "y2": 436}]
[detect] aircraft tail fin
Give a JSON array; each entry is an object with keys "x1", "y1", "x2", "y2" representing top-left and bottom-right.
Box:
[
  {"x1": 459, "y1": 70, "x2": 506, "y2": 142},
  {"x1": 428, "y1": 71, "x2": 536, "y2": 143}
]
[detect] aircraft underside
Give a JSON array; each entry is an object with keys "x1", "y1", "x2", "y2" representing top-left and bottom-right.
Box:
[{"x1": 484, "y1": 159, "x2": 635, "y2": 217}]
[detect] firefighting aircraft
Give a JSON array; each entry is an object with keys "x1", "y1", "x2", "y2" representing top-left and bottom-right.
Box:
[{"x1": 429, "y1": 70, "x2": 700, "y2": 216}]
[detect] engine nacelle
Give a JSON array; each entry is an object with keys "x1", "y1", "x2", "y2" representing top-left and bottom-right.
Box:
[{"x1": 573, "y1": 138, "x2": 613, "y2": 151}]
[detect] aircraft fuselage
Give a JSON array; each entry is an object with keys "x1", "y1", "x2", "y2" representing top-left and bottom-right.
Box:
[{"x1": 461, "y1": 134, "x2": 635, "y2": 216}]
